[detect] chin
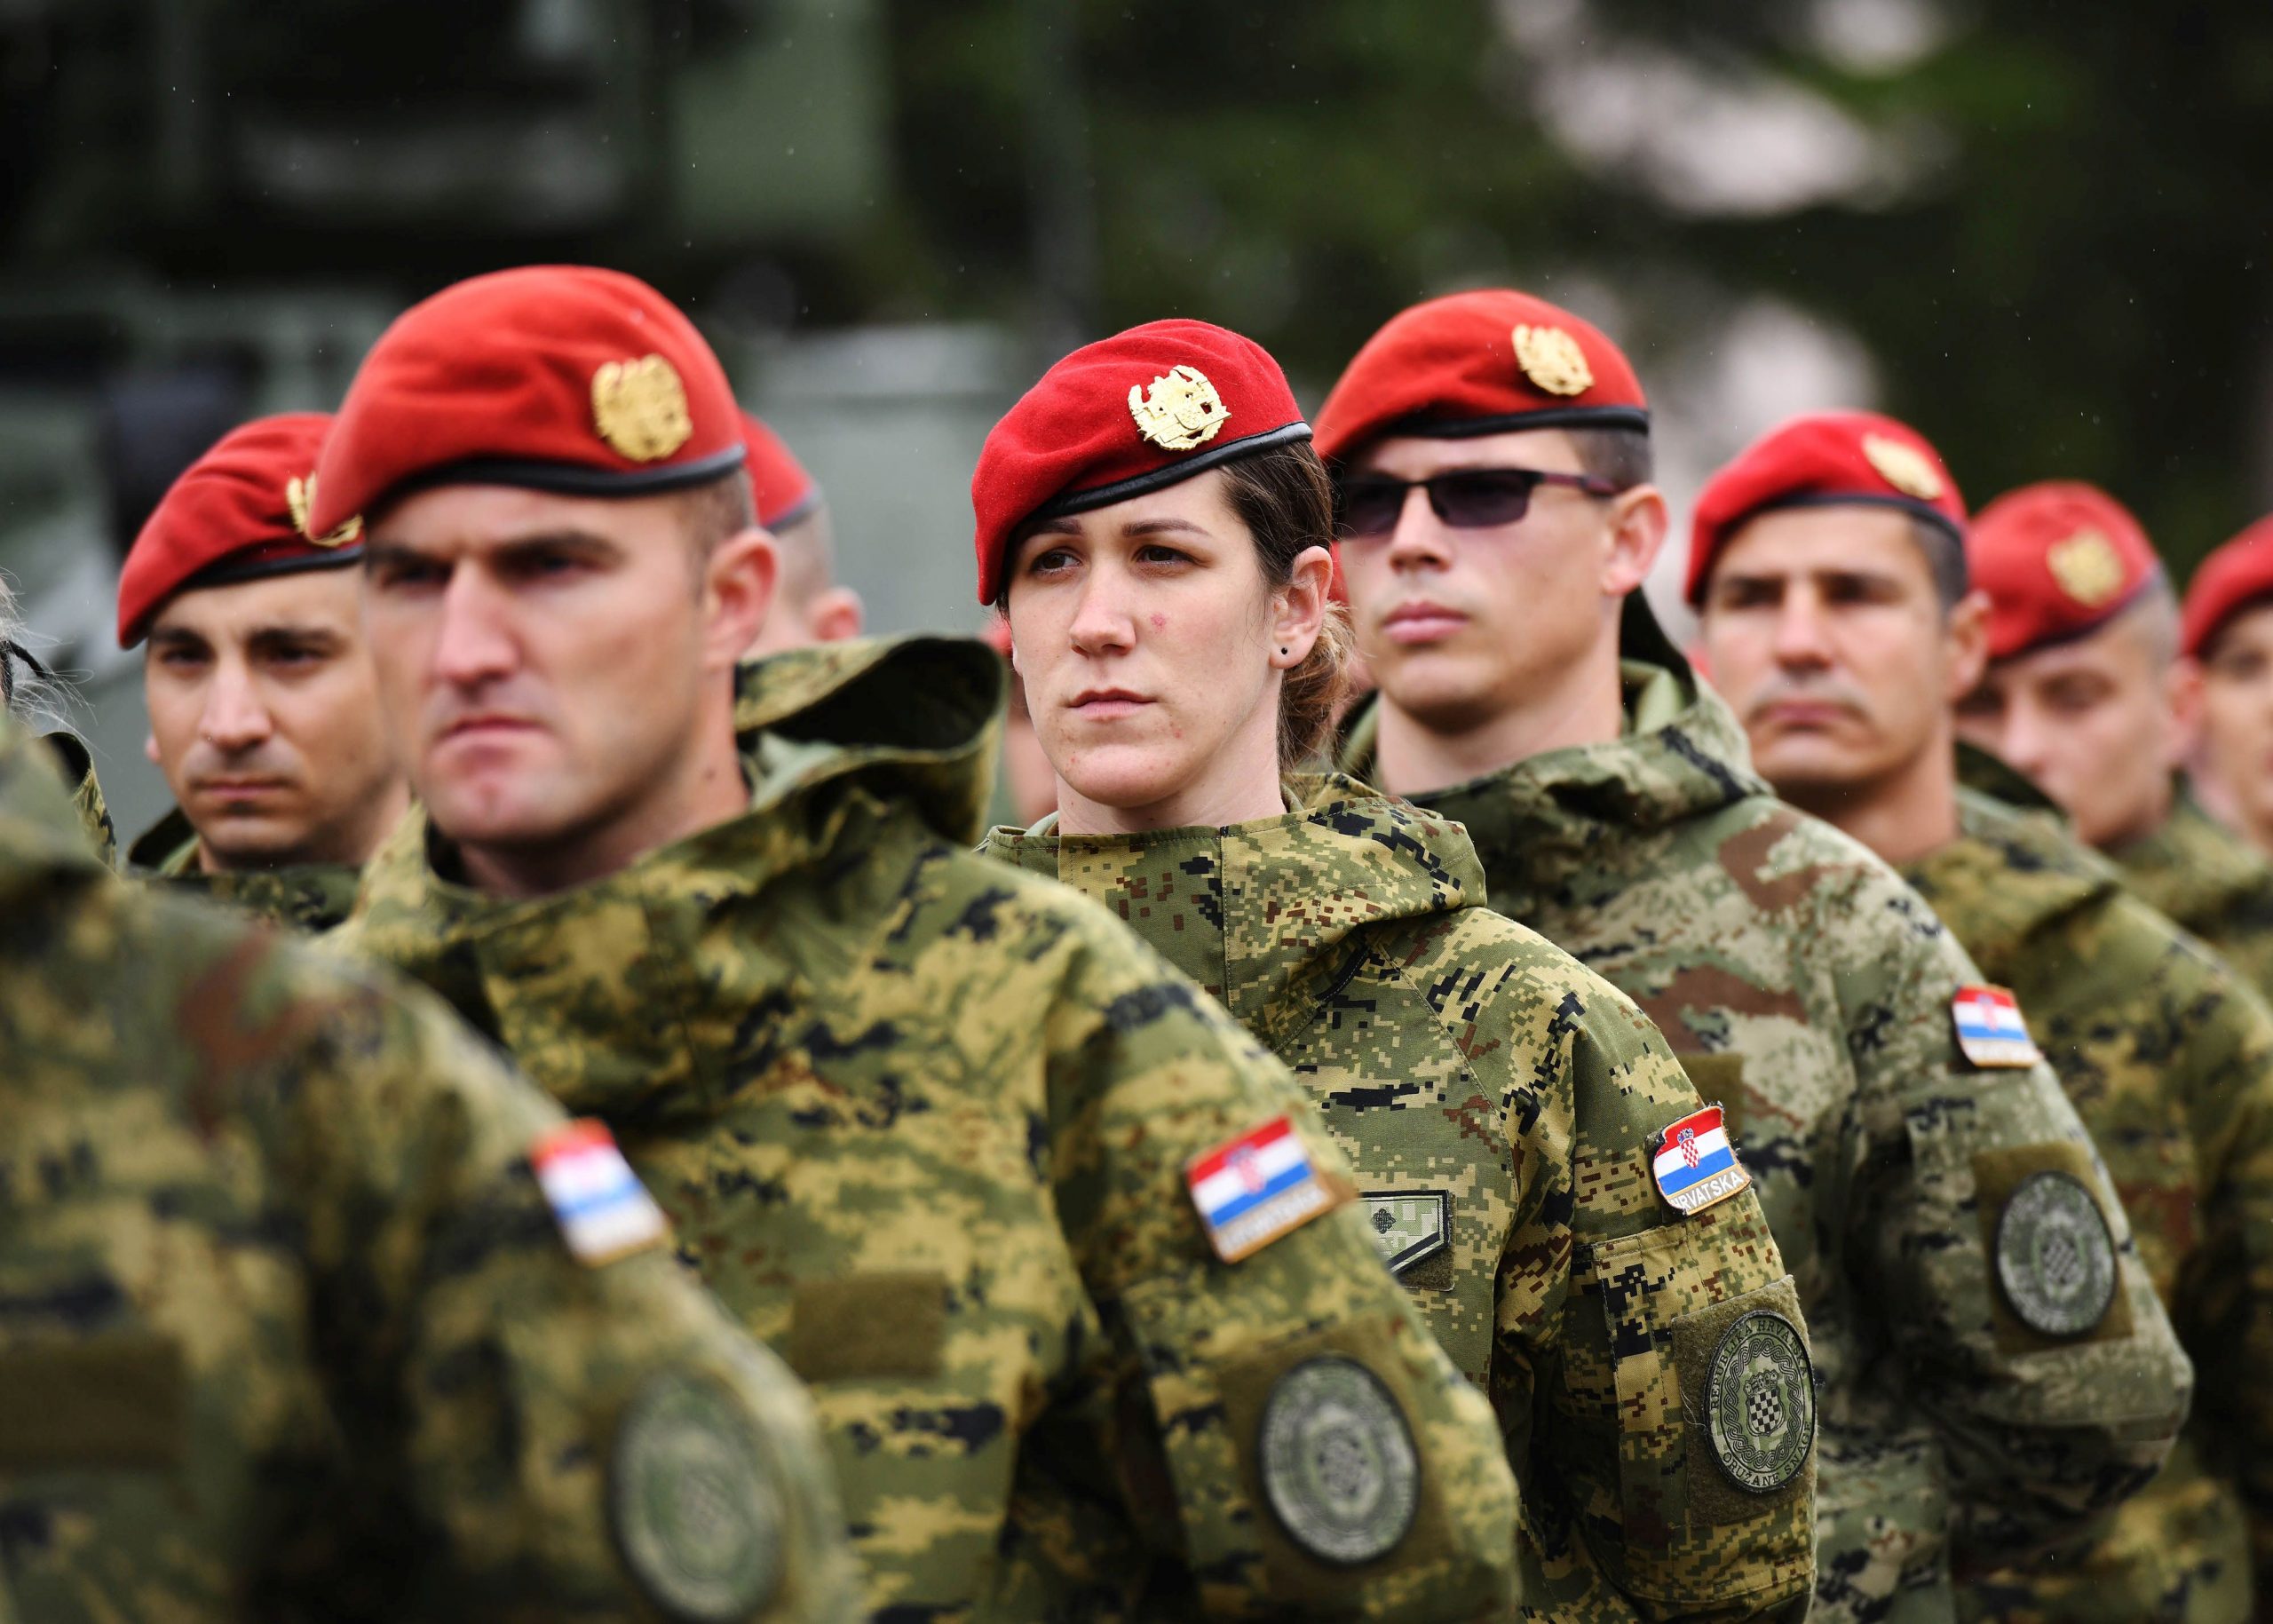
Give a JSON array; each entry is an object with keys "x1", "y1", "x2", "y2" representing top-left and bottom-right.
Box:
[{"x1": 1058, "y1": 749, "x2": 1201, "y2": 816}]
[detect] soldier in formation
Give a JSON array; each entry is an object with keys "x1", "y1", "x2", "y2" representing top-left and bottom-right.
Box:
[
  {"x1": 2182, "y1": 519, "x2": 2273, "y2": 864},
  {"x1": 1690, "y1": 408, "x2": 2273, "y2": 1621},
  {"x1": 740, "y1": 410, "x2": 867, "y2": 657},
  {"x1": 971, "y1": 317, "x2": 1816, "y2": 1620},
  {"x1": 115, "y1": 412, "x2": 408, "y2": 929},
  {"x1": 1319, "y1": 290, "x2": 2190, "y2": 1622}
]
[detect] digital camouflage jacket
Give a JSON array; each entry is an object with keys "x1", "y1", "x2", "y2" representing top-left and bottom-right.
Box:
[
  {"x1": 2112, "y1": 786, "x2": 2273, "y2": 1000},
  {"x1": 1342, "y1": 654, "x2": 2191, "y2": 1624},
  {"x1": 1905, "y1": 789, "x2": 2273, "y2": 1623},
  {"x1": 981, "y1": 779, "x2": 1817, "y2": 1624},
  {"x1": 336, "y1": 636, "x2": 1522, "y2": 1624},
  {"x1": 0, "y1": 712, "x2": 857, "y2": 1624},
  {"x1": 129, "y1": 804, "x2": 362, "y2": 932}
]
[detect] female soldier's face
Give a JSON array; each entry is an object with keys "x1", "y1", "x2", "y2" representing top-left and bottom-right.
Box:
[{"x1": 1004, "y1": 468, "x2": 1316, "y2": 833}]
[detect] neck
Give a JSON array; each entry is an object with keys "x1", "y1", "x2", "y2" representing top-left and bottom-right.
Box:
[
  {"x1": 1782, "y1": 734, "x2": 1961, "y2": 867},
  {"x1": 2096, "y1": 777, "x2": 2174, "y2": 853},
  {"x1": 1053, "y1": 713, "x2": 1287, "y2": 837},
  {"x1": 1372, "y1": 631, "x2": 1626, "y2": 796}
]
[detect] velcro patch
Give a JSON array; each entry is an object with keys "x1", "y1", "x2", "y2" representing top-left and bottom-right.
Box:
[
  {"x1": 1187, "y1": 1116, "x2": 1342, "y2": 1263},
  {"x1": 609, "y1": 1372, "x2": 783, "y2": 1620},
  {"x1": 1651, "y1": 1105, "x2": 1751, "y2": 1216},
  {"x1": 1952, "y1": 985, "x2": 2042, "y2": 1068},
  {"x1": 1361, "y1": 1190, "x2": 1451, "y2": 1277},
  {"x1": 531, "y1": 1118, "x2": 670, "y2": 1266}
]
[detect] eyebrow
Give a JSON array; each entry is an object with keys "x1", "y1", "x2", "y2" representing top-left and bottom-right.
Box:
[{"x1": 365, "y1": 528, "x2": 625, "y2": 567}]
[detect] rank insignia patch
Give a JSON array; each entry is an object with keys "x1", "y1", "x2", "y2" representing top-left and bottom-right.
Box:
[
  {"x1": 1704, "y1": 1310, "x2": 1816, "y2": 1493},
  {"x1": 609, "y1": 1373, "x2": 784, "y2": 1621},
  {"x1": 1257, "y1": 1356, "x2": 1420, "y2": 1565},
  {"x1": 1362, "y1": 1191, "x2": 1450, "y2": 1276},
  {"x1": 2048, "y1": 527, "x2": 2126, "y2": 607},
  {"x1": 592, "y1": 353, "x2": 694, "y2": 462},
  {"x1": 1511, "y1": 323, "x2": 1593, "y2": 396},
  {"x1": 1651, "y1": 1105, "x2": 1751, "y2": 1216},
  {"x1": 1952, "y1": 985, "x2": 2041, "y2": 1068},
  {"x1": 531, "y1": 1118, "x2": 670, "y2": 1265},
  {"x1": 1128, "y1": 362, "x2": 1231, "y2": 450},
  {"x1": 1995, "y1": 1168, "x2": 2117, "y2": 1338},
  {"x1": 1187, "y1": 1115, "x2": 1341, "y2": 1263},
  {"x1": 1862, "y1": 432, "x2": 1944, "y2": 501}
]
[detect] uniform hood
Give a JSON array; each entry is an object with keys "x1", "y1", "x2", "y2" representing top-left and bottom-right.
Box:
[
  {"x1": 340, "y1": 634, "x2": 1002, "y2": 1120},
  {"x1": 1339, "y1": 654, "x2": 1770, "y2": 900},
  {"x1": 1900, "y1": 788, "x2": 2119, "y2": 981},
  {"x1": 0, "y1": 714, "x2": 111, "y2": 906},
  {"x1": 979, "y1": 772, "x2": 1484, "y2": 1055}
]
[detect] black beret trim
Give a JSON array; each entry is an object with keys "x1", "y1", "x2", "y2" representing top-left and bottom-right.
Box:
[
  {"x1": 377, "y1": 444, "x2": 750, "y2": 511},
  {"x1": 1743, "y1": 490, "x2": 1964, "y2": 546},
  {"x1": 125, "y1": 545, "x2": 366, "y2": 646},
  {"x1": 764, "y1": 488, "x2": 825, "y2": 532},
  {"x1": 1372, "y1": 404, "x2": 1652, "y2": 445},
  {"x1": 1034, "y1": 421, "x2": 1315, "y2": 522}
]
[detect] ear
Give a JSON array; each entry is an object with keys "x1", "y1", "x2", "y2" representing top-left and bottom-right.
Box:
[
  {"x1": 1944, "y1": 589, "x2": 1992, "y2": 699},
  {"x1": 144, "y1": 731, "x2": 161, "y2": 764},
  {"x1": 1271, "y1": 546, "x2": 1334, "y2": 669},
  {"x1": 805, "y1": 585, "x2": 865, "y2": 644},
  {"x1": 2168, "y1": 655, "x2": 2207, "y2": 764},
  {"x1": 701, "y1": 527, "x2": 779, "y2": 671},
  {"x1": 1601, "y1": 484, "x2": 1669, "y2": 598}
]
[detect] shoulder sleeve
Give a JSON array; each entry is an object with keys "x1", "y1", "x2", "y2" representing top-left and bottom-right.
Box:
[
  {"x1": 257, "y1": 951, "x2": 860, "y2": 1624},
  {"x1": 1833, "y1": 869, "x2": 2191, "y2": 1570},
  {"x1": 1034, "y1": 898, "x2": 1522, "y2": 1622}
]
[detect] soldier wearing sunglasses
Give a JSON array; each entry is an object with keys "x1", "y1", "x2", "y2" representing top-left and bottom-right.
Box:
[{"x1": 1322, "y1": 290, "x2": 2189, "y2": 1624}]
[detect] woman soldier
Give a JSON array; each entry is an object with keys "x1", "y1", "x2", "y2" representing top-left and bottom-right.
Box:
[{"x1": 975, "y1": 320, "x2": 1816, "y2": 1622}]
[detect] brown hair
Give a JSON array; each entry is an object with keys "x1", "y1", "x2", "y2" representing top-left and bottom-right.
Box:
[
  {"x1": 676, "y1": 468, "x2": 756, "y2": 555},
  {"x1": 1217, "y1": 440, "x2": 1353, "y2": 769}
]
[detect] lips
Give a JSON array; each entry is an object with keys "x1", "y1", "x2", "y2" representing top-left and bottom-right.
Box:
[
  {"x1": 1379, "y1": 602, "x2": 1469, "y2": 645},
  {"x1": 1069, "y1": 688, "x2": 1152, "y2": 719}
]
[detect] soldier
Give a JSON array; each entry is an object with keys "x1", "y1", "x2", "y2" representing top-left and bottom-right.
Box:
[
  {"x1": 741, "y1": 411, "x2": 864, "y2": 657},
  {"x1": 973, "y1": 319, "x2": 1816, "y2": 1621},
  {"x1": 116, "y1": 413, "x2": 408, "y2": 929},
  {"x1": 0, "y1": 705, "x2": 857, "y2": 1624},
  {"x1": 2182, "y1": 518, "x2": 2273, "y2": 861},
  {"x1": 316, "y1": 265, "x2": 1522, "y2": 1621},
  {"x1": 1951, "y1": 480, "x2": 2273, "y2": 992},
  {"x1": 1692, "y1": 409, "x2": 2271, "y2": 1623},
  {"x1": 1319, "y1": 293, "x2": 2190, "y2": 1623}
]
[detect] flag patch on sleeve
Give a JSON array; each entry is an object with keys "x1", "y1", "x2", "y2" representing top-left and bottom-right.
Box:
[
  {"x1": 1651, "y1": 1104, "x2": 1752, "y2": 1216},
  {"x1": 531, "y1": 1118, "x2": 671, "y2": 1266},
  {"x1": 1952, "y1": 985, "x2": 2042, "y2": 1068},
  {"x1": 1186, "y1": 1115, "x2": 1341, "y2": 1263}
]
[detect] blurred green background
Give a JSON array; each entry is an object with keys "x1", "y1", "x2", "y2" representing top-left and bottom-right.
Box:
[{"x1": 5, "y1": 0, "x2": 2270, "y2": 834}]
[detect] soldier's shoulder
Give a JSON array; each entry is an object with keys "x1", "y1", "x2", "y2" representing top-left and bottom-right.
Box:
[
  {"x1": 1420, "y1": 902, "x2": 1661, "y2": 1034},
  {"x1": 1677, "y1": 788, "x2": 1952, "y2": 950}
]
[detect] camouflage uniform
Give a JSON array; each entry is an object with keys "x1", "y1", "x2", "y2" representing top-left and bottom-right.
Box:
[
  {"x1": 1340, "y1": 641, "x2": 2192, "y2": 1624},
  {"x1": 335, "y1": 635, "x2": 1522, "y2": 1623},
  {"x1": 1902, "y1": 788, "x2": 2273, "y2": 1622},
  {"x1": 2111, "y1": 786, "x2": 2273, "y2": 999},
  {"x1": 128, "y1": 803, "x2": 363, "y2": 931},
  {"x1": 41, "y1": 730, "x2": 116, "y2": 866},
  {"x1": 0, "y1": 711, "x2": 857, "y2": 1624},
  {"x1": 981, "y1": 777, "x2": 1818, "y2": 1621}
]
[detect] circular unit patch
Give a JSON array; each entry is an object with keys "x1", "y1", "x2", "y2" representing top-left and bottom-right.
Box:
[
  {"x1": 1994, "y1": 1168, "x2": 2117, "y2": 1339},
  {"x1": 1704, "y1": 1310, "x2": 1816, "y2": 1494},
  {"x1": 1256, "y1": 1355, "x2": 1421, "y2": 1565},
  {"x1": 609, "y1": 1372, "x2": 784, "y2": 1622}
]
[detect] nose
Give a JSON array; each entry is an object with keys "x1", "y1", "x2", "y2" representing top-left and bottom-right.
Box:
[
  {"x1": 1381, "y1": 485, "x2": 1453, "y2": 574},
  {"x1": 1770, "y1": 587, "x2": 1833, "y2": 670},
  {"x1": 198, "y1": 660, "x2": 273, "y2": 752},
  {"x1": 1065, "y1": 563, "x2": 1137, "y2": 658},
  {"x1": 430, "y1": 568, "x2": 522, "y2": 690}
]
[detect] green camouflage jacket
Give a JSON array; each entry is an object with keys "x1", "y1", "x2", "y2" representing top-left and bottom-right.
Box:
[
  {"x1": 981, "y1": 779, "x2": 1816, "y2": 1623},
  {"x1": 0, "y1": 712, "x2": 857, "y2": 1624},
  {"x1": 2112, "y1": 786, "x2": 2273, "y2": 998},
  {"x1": 1905, "y1": 789, "x2": 2273, "y2": 1623},
  {"x1": 335, "y1": 636, "x2": 1521, "y2": 1624},
  {"x1": 129, "y1": 804, "x2": 363, "y2": 931},
  {"x1": 1341, "y1": 655, "x2": 2191, "y2": 1624}
]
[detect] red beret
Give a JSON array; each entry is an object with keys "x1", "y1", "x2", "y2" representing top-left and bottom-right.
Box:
[
  {"x1": 117, "y1": 413, "x2": 359, "y2": 647},
  {"x1": 311, "y1": 265, "x2": 744, "y2": 536},
  {"x1": 2183, "y1": 515, "x2": 2273, "y2": 659},
  {"x1": 1313, "y1": 289, "x2": 1648, "y2": 464},
  {"x1": 970, "y1": 319, "x2": 1310, "y2": 603},
  {"x1": 1968, "y1": 481, "x2": 2163, "y2": 661},
  {"x1": 740, "y1": 411, "x2": 821, "y2": 530},
  {"x1": 1688, "y1": 410, "x2": 1967, "y2": 606}
]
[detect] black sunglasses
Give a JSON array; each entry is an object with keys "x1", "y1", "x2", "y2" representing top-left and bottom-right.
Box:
[{"x1": 1334, "y1": 466, "x2": 1621, "y2": 538}]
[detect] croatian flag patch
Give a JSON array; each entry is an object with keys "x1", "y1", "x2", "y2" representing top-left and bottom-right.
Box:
[
  {"x1": 530, "y1": 1119, "x2": 670, "y2": 1266},
  {"x1": 1186, "y1": 1115, "x2": 1341, "y2": 1264},
  {"x1": 1952, "y1": 985, "x2": 2041, "y2": 1068},
  {"x1": 1651, "y1": 1105, "x2": 1752, "y2": 1216}
]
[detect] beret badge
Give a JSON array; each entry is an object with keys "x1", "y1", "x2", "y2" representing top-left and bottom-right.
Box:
[
  {"x1": 1128, "y1": 364, "x2": 1230, "y2": 451},
  {"x1": 1861, "y1": 434, "x2": 1944, "y2": 502},
  {"x1": 2047, "y1": 528, "x2": 2126, "y2": 607},
  {"x1": 284, "y1": 472, "x2": 361, "y2": 549},
  {"x1": 592, "y1": 353, "x2": 694, "y2": 463},
  {"x1": 1511, "y1": 324, "x2": 1593, "y2": 397}
]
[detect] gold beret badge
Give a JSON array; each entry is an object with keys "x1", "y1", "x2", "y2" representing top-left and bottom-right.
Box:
[
  {"x1": 1861, "y1": 434, "x2": 1944, "y2": 502},
  {"x1": 2047, "y1": 529, "x2": 2127, "y2": 607},
  {"x1": 1129, "y1": 364, "x2": 1231, "y2": 451},
  {"x1": 284, "y1": 472, "x2": 362, "y2": 549},
  {"x1": 592, "y1": 354, "x2": 694, "y2": 463},
  {"x1": 1511, "y1": 324, "x2": 1593, "y2": 397}
]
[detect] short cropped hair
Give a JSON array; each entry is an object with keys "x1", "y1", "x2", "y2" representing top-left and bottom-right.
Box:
[
  {"x1": 1565, "y1": 425, "x2": 1653, "y2": 490},
  {"x1": 677, "y1": 468, "x2": 756, "y2": 555},
  {"x1": 1909, "y1": 519, "x2": 1970, "y2": 614}
]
